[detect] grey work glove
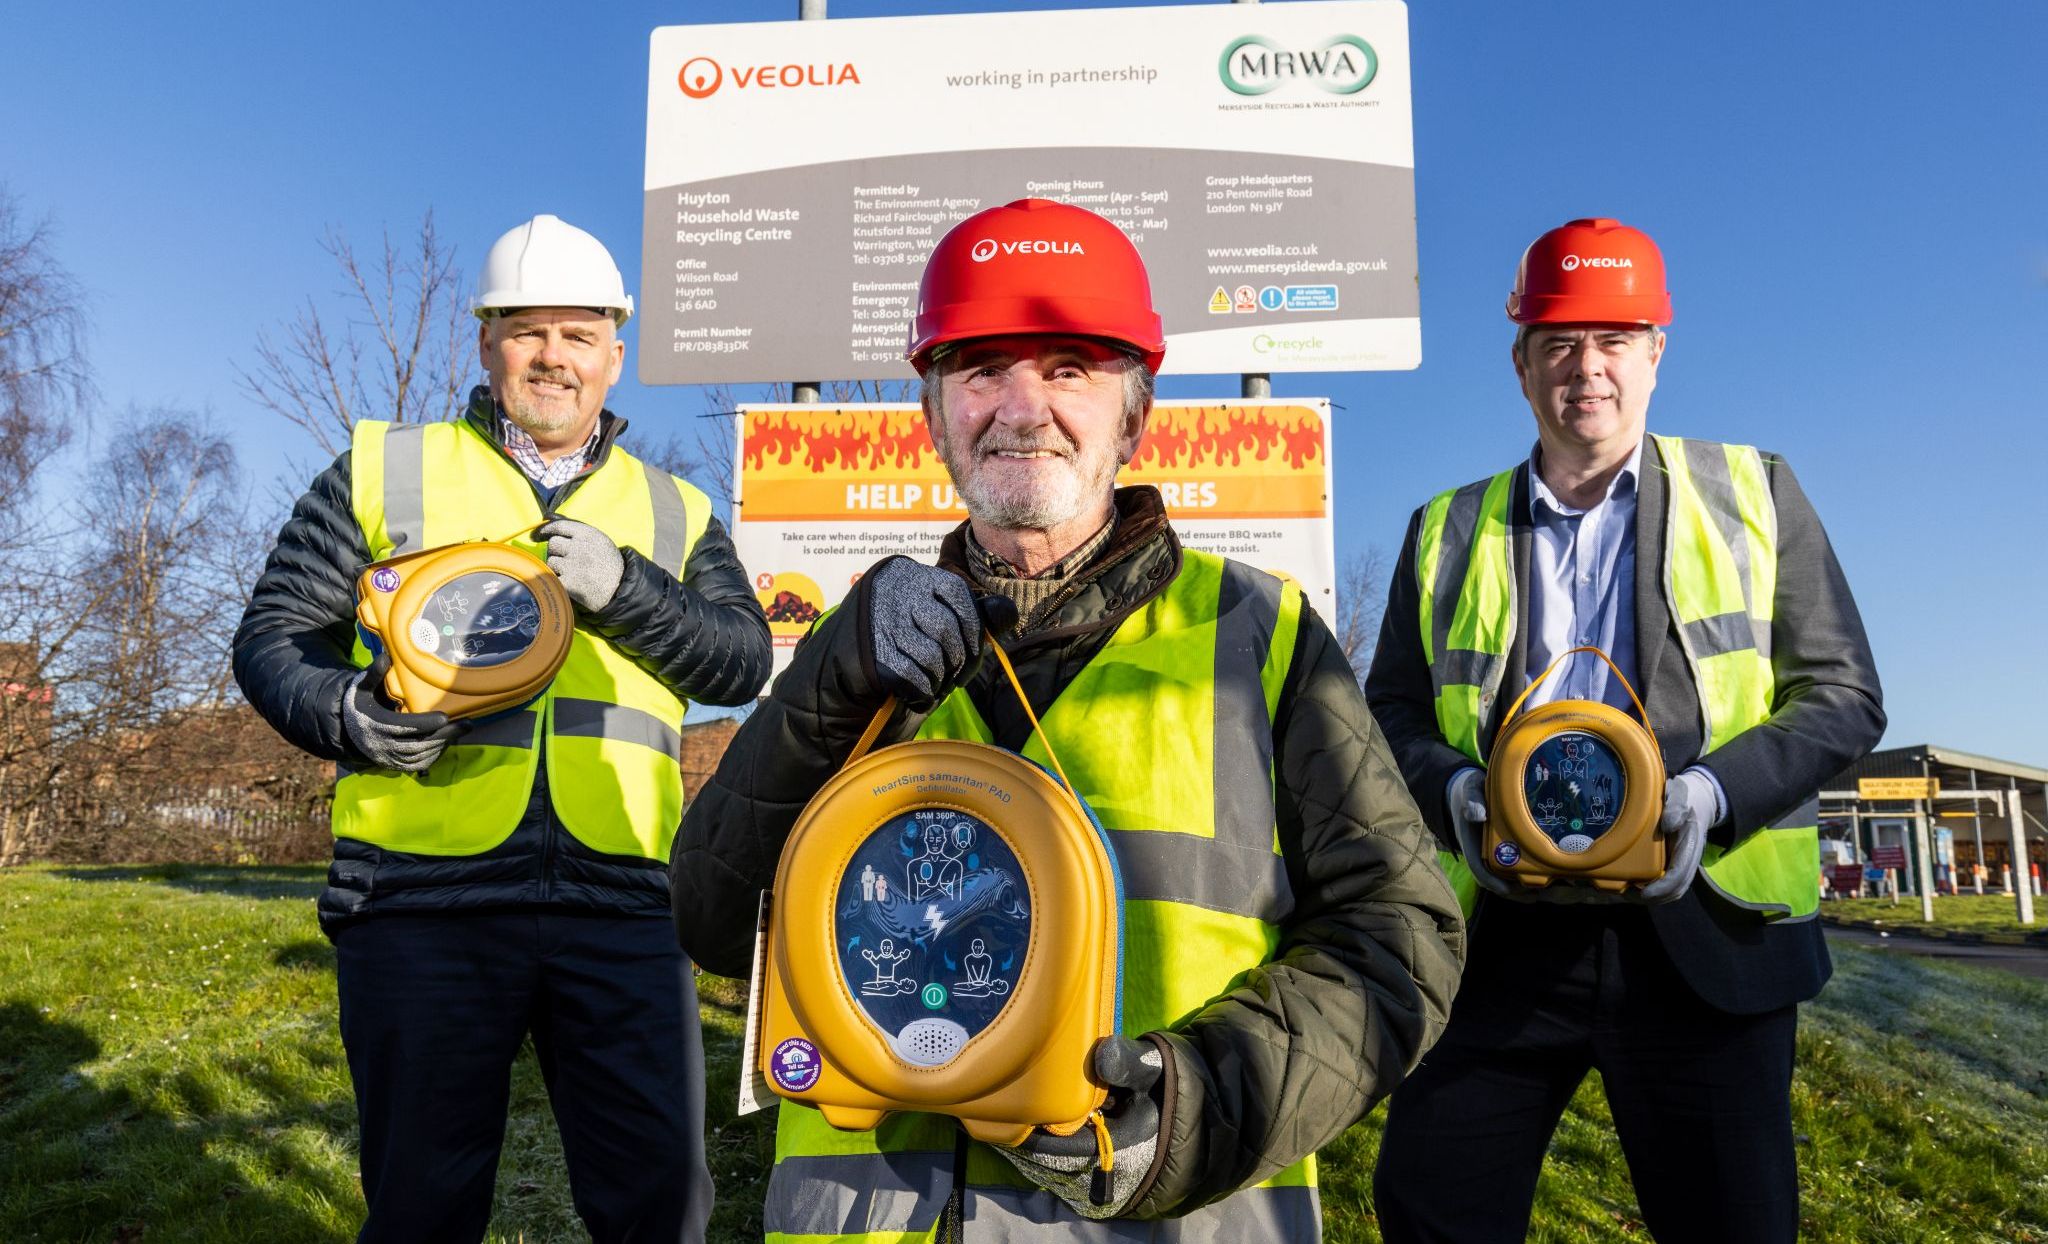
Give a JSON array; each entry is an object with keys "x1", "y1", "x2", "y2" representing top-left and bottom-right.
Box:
[
  {"x1": 536, "y1": 517, "x2": 624, "y2": 613},
  {"x1": 341, "y1": 653, "x2": 468, "y2": 773},
  {"x1": 1455, "y1": 767, "x2": 1606, "y2": 905},
  {"x1": 997, "y1": 1036, "x2": 1164, "y2": 1219},
  {"x1": 1639, "y1": 768, "x2": 1716, "y2": 903},
  {"x1": 1449, "y1": 767, "x2": 1515, "y2": 899},
  {"x1": 860, "y1": 556, "x2": 1015, "y2": 705}
]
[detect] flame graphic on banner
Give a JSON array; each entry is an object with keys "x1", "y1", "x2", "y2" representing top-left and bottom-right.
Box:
[{"x1": 743, "y1": 406, "x2": 1324, "y2": 476}]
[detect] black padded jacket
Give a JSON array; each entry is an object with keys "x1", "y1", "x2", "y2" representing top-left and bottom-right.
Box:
[{"x1": 233, "y1": 392, "x2": 771, "y2": 933}]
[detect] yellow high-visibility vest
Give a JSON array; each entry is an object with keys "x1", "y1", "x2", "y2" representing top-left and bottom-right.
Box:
[
  {"x1": 763, "y1": 551, "x2": 1322, "y2": 1244},
  {"x1": 334, "y1": 418, "x2": 711, "y2": 861},
  {"x1": 1418, "y1": 436, "x2": 1818, "y2": 920}
]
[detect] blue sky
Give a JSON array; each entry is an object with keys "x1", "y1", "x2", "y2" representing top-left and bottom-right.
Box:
[{"x1": 6, "y1": 0, "x2": 2045, "y2": 760}]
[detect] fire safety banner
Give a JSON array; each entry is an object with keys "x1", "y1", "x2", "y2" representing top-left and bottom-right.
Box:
[
  {"x1": 643, "y1": 1, "x2": 1415, "y2": 384},
  {"x1": 733, "y1": 401, "x2": 1335, "y2": 676}
]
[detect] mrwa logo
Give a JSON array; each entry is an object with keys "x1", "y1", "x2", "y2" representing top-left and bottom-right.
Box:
[
  {"x1": 1219, "y1": 34, "x2": 1377, "y2": 97},
  {"x1": 677, "y1": 55, "x2": 860, "y2": 99},
  {"x1": 970, "y1": 238, "x2": 1086, "y2": 263}
]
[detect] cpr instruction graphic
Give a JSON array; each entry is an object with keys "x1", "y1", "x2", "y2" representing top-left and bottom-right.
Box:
[
  {"x1": 643, "y1": 1, "x2": 1416, "y2": 382},
  {"x1": 734, "y1": 400, "x2": 1336, "y2": 677}
]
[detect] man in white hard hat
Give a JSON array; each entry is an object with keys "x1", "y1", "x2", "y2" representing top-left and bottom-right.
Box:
[{"x1": 234, "y1": 214, "x2": 770, "y2": 1242}]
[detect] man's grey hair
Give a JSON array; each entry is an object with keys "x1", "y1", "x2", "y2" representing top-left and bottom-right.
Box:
[
  {"x1": 1514, "y1": 323, "x2": 1663, "y2": 360},
  {"x1": 921, "y1": 345, "x2": 1155, "y2": 440}
]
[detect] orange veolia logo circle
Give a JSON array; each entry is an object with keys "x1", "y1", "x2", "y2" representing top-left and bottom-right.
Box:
[{"x1": 679, "y1": 57, "x2": 723, "y2": 99}]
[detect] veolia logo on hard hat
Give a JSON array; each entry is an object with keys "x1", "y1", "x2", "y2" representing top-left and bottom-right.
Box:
[
  {"x1": 675, "y1": 54, "x2": 860, "y2": 99},
  {"x1": 1561, "y1": 255, "x2": 1635, "y2": 272},
  {"x1": 970, "y1": 238, "x2": 1087, "y2": 263},
  {"x1": 1219, "y1": 34, "x2": 1377, "y2": 96}
]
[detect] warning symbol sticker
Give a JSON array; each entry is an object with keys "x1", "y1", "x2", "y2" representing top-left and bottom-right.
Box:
[
  {"x1": 1207, "y1": 287, "x2": 1232, "y2": 315},
  {"x1": 1234, "y1": 285, "x2": 1258, "y2": 313}
]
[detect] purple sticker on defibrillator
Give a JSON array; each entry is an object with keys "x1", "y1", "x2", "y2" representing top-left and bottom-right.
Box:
[
  {"x1": 370, "y1": 567, "x2": 401, "y2": 593},
  {"x1": 770, "y1": 1037, "x2": 821, "y2": 1092},
  {"x1": 1493, "y1": 841, "x2": 1521, "y2": 867}
]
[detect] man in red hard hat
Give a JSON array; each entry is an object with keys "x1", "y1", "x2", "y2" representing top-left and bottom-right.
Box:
[
  {"x1": 675, "y1": 198, "x2": 1464, "y2": 1241},
  {"x1": 1366, "y1": 218, "x2": 1884, "y2": 1242}
]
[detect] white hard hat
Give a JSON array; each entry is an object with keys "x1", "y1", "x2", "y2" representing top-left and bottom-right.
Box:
[{"x1": 473, "y1": 214, "x2": 635, "y2": 324}]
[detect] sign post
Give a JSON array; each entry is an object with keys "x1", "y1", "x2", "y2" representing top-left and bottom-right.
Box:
[
  {"x1": 733, "y1": 400, "x2": 1336, "y2": 678},
  {"x1": 2008, "y1": 776, "x2": 2037, "y2": 926},
  {"x1": 642, "y1": 1, "x2": 1418, "y2": 387}
]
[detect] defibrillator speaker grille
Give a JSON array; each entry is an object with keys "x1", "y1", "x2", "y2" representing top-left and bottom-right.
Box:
[{"x1": 892, "y1": 1018, "x2": 970, "y2": 1067}]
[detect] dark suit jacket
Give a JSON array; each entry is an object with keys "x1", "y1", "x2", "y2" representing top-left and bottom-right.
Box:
[{"x1": 1365, "y1": 436, "x2": 1885, "y2": 1014}]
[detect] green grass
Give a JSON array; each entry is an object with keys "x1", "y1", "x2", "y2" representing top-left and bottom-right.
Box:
[
  {"x1": 4, "y1": 865, "x2": 2044, "y2": 1242},
  {"x1": 1827, "y1": 894, "x2": 2044, "y2": 935}
]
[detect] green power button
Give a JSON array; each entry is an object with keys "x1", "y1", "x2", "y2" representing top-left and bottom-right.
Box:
[{"x1": 920, "y1": 983, "x2": 948, "y2": 1010}]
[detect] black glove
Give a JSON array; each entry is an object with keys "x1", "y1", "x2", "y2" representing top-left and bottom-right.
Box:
[
  {"x1": 860, "y1": 557, "x2": 1012, "y2": 704},
  {"x1": 341, "y1": 652, "x2": 468, "y2": 773},
  {"x1": 996, "y1": 1035, "x2": 1164, "y2": 1218}
]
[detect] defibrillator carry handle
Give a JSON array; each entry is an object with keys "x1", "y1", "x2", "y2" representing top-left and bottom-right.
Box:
[
  {"x1": 848, "y1": 630, "x2": 1081, "y2": 802},
  {"x1": 1497, "y1": 645, "x2": 1662, "y2": 757}
]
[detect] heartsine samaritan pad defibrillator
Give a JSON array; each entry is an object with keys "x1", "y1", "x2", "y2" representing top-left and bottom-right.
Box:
[
  {"x1": 756, "y1": 639, "x2": 1124, "y2": 1152},
  {"x1": 353, "y1": 537, "x2": 573, "y2": 720},
  {"x1": 1483, "y1": 646, "x2": 1667, "y2": 894}
]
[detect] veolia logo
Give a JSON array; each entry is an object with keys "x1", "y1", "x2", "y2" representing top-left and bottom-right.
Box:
[
  {"x1": 1219, "y1": 34, "x2": 1377, "y2": 96},
  {"x1": 970, "y1": 239, "x2": 1086, "y2": 262},
  {"x1": 677, "y1": 55, "x2": 860, "y2": 99},
  {"x1": 1561, "y1": 255, "x2": 1634, "y2": 272},
  {"x1": 678, "y1": 57, "x2": 723, "y2": 99}
]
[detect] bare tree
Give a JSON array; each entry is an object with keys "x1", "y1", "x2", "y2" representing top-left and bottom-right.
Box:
[
  {"x1": 635, "y1": 378, "x2": 919, "y2": 516},
  {"x1": 236, "y1": 213, "x2": 469, "y2": 460},
  {"x1": 1335, "y1": 545, "x2": 1391, "y2": 685},
  {"x1": 0, "y1": 408, "x2": 315, "y2": 864},
  {"x1": 0, "y1": 188, "x2": 91, "y2": 518},
  {"x1": 0, "y1": 188, "x2": 92, "y2": 863}
]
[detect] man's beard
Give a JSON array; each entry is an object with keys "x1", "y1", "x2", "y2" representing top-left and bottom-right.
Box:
[
  {"x1": 940, "y1": 425, "x2": 1122, "y2": 531},
  {"x1": 503, "y1": 372, "x2": 584, "y2": 434}
]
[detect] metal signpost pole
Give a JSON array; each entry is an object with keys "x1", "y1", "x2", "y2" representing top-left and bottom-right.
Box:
[
  {"x1": 1915, "y1": 757, "x2": 1938, "y2": 920},
  {"x1": 793, "y1": 0, "x2": 826, "y2": 404},
  {"x1": 1234, "y1": 0, "x2": 1271, "y2": 403},
  {"x1": 2007, "y1": 775, "x2": 2036, "y2": 925},
  {"x1": 1968, "y1": 766, "x2": 1986, "y2": 893}
]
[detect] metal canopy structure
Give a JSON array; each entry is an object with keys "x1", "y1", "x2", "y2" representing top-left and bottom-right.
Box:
[{"x1": 1822, "y1": 743, "x2": 2044, "y2": 924}]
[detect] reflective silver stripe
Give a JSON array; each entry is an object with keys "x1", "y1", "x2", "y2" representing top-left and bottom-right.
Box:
[
  {"x1": 1212, "y1": 561, "x2": 1291, "y2": 923},
  {"x1": 1678, "y1": 438, "x2": 1767, "y2": 657},
  {"x1": 763, "y1": 1151, "x2": 952, "y2": 1236},
  {"x1": 383, "y1": 423, "x2": 427, "y2": 554},
  {"x1": 642, "y1": 459, "x2": 691, "y2": 574},
  {"x1": 966, "y1": 1182, "x2": 1322, "y2": 1243},
  {"x1": 552, "y1": 698, "x2": 682, "y2": 760},
  {"x1": 1111, "y1": 828, "x2": 1291, "y2": 921},
  {"x1": 765, "y1": 1153, "x2": 1321, "y2": 1242},
  {"x1": 460, "y1": 710, "x2": 539, "y2": 749},
  {"x1": 1682, "y1": 611, "x2": 1757, "y2": 659},
  {"x1": 1428, "y1": 478, "x2": 1493, "y2": 679},
  {"x1": 1434, "y1": 648, "x2": 1496, "y2": 688}
]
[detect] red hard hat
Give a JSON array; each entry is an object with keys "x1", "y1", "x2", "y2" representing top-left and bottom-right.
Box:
[
  {"x1": 907, "y1": 198, "x2": 1166, "y2": 375},
  {"x1": 1507, "y1": 218, "x2": 1672, "y2": 326}
]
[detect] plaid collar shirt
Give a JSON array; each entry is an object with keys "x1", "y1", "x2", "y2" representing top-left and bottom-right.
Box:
[{"x1": 498, "y1": 413, "x2": 600, "y2": 489}]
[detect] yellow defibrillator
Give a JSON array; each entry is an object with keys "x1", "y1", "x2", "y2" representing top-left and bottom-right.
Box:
[
  {"x1": 1483, "y1": 646, "x2": 1667, "y2": 894},
  {"x1": 754, "y1": 640, "x2": 1124, "y2": 1150},
  {"x1": 353, "y1": 538, "x2": 573, "y2": 720}
]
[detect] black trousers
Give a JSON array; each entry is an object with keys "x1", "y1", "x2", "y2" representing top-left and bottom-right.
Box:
[
  {"x1": 1373, "y1": 905, "x2": 1798, "y2": 1244},
  {"x1": 334, "y1": 911, "x2": 713, "y2": 1244}
]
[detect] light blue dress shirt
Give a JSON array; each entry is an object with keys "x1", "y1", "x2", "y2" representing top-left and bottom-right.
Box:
[{"x1": 1523, "y1": 442, "x2": 1642, "y2": 713}]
